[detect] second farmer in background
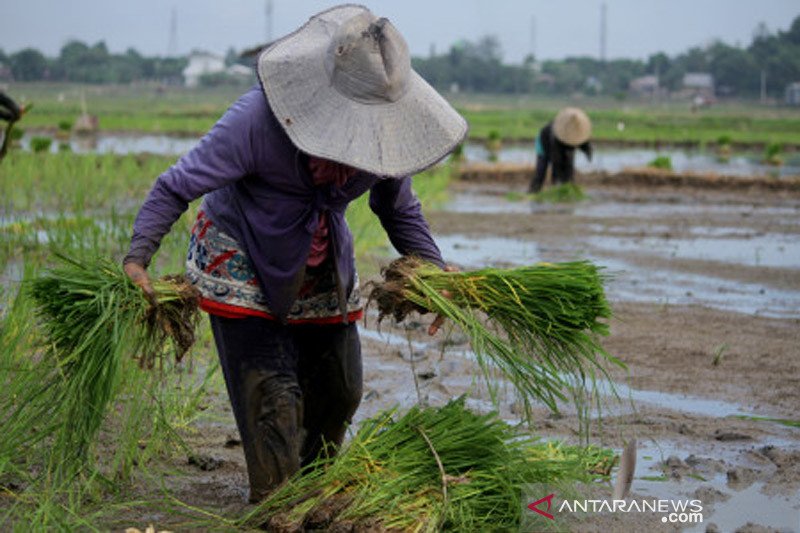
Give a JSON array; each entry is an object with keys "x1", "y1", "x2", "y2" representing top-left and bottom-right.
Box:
[{"x1": 528, "y1": 107, "x2": 592, "y2": 193}]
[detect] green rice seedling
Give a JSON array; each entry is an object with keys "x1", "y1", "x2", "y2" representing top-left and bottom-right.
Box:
[
  {"x1": 9, "y1": 126, "x2": 24, "y2": 141},
  {"x1": 239, "y1": 398, "x2": 614, "y2": 532},
  {"x1": 486, "y1": 129, "x2": 502, "y2": 162},
  {"x1": 716, "y1": 134, "x2": 732, "y2": 146},
  {"x1": 764, "y1": 142, "x2": 783, "y2": 165},
  {"x1": 530, "y1": 183, "x2": 587, "y2": 203},
  {"x1": 505, "y1": 190, "x2": 527, "y2": 202},
  {"x1": 449, "y1": 143, "x2": 465, "y2": 163},
  {"x1": 369, "y1": 257, "x2": 620, "y2": 415},
  {"x1": 647, "y1": 155, "x2": 672, "y2": 170},
  {"x1": 1, "y1": 254, "x2": 199, "y2": 482},
  {"x1": 30, "y1": 136, "x2": 53, "y2": 153}
]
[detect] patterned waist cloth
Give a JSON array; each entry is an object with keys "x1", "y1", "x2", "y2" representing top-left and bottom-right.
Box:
[{"x1": 185, "y1": 210, "x2": 363, "y2": 324}]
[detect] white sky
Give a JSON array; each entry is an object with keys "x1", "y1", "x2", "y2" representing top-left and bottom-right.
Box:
[{"x1": 2, "y1": 1, "x2": 798, "y2": 63}]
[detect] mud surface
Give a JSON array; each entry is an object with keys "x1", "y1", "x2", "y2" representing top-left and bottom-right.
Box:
[{"x1": 163, "y1": 177, "x2": 800, "y2": 532}]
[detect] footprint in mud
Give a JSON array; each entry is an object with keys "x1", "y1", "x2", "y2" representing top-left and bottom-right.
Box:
[{"x1": 726, "y1": 466, "x2": 760, "y2": 490}]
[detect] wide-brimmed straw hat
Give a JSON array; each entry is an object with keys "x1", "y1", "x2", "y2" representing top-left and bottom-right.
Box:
[
  {"x1": 257, "y1": 4, "x2": 468, "y2": 177},
  {"x1": 552, "y1": 107, "x2": 592, "y2": 147}
]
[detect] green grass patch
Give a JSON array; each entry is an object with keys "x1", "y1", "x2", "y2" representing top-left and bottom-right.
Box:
[
  {"x1": 647, "y1": 155, "x2": 673, "y2": 170},
  {"x1": 639, "y1": 475, "x2": 669, "y2": 482}
]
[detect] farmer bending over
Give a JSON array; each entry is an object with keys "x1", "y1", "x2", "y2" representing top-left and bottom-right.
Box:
[
  {"x1": 123, "y1": 5, "x2": 466, "y2": 502},
  {"x1": 528, "y1": 107, "x2": 593, "y2": 193}
]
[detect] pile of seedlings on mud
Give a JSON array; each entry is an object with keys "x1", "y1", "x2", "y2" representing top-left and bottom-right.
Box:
[
  {"x1": 531, "y1": 182, "x2": 587, "y2": 203},
  {"x1": 369, "y1": 256, "x2": 619, "y2": 416},
  {"x1": 241, "y1": 398, "x2": 614, "y2": 532},
  {"x1": 0, "y1": 254, "x2": 199, "y2": 483}
]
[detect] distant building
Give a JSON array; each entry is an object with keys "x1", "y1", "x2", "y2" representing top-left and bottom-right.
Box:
[
  {"x1": 785, "y1": 82, "x2": 800, "y2": 106},
  {"x1": 533, "y1": 73, "x2": 555, "y2": 89},
  {"x1": 183, "y1": 51, "x2": 226, "y2": 87},
  {"x1": 682, "y1": 73, "x2": 715, "y2": 96},
  {"x1": 182, "y1": 51, "x2": 254, "y2": 87},
  {"x1": 585, "y1": 75, "x2": 603, "y2": 93},
  {"x1": 227, "y1": 64, "x2": 254, "y2": 79},
  {"x1": 629, "y1": 75, "x2": 659, "y2": 96}
]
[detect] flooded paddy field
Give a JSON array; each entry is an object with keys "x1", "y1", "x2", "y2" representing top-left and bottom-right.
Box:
[
  {"x1": 405, "y1": 176, "x2": 800, "y2": 531},
  {"x1": 19, "y1": 132, "x2": 800, "y2": 178},
  {"x1": 158, "y1": 174, "x2": 800, "y2": 531},
  {"x1": 2, "y1": 136, "x2": 799, "y2": 531}
]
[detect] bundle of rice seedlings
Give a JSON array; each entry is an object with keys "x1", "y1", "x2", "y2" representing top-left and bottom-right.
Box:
[
  {"x1": 3, "y1": 254, "x2": 198, "y2": 480},
  {"x1": 240, "y1": 398, "x2": 614, "y2": 532},
  {"x1": 369, "y1": 256, "x2": 620, "y2": 415},
  {"x1": 531, "y1": 182, "x2": 587, "y2": 203}
]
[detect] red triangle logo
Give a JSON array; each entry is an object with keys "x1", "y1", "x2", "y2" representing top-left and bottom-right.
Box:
[{"x1": 527, "y1": 493, "x2": 555, "y2": 520}]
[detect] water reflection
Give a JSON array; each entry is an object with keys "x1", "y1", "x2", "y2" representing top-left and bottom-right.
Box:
[
  {"x1": 464, "y1": 142, "x2": 800, "y2": 178},
  {"x1": 21, "y1": 133, "x2": 200, "y2": 156}
]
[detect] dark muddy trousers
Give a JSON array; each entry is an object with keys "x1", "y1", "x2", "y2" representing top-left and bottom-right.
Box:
[{"x1": 209, "y1": 315, "x2": 363, "y2": 502}]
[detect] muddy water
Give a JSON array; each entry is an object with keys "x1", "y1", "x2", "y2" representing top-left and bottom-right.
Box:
[
  {"x1": 18, "y1": 133, "x2": 800, "y2": 177},
  {"x1": 431, "y1": 232, "x2": 800, "y2": 318},
  {"x1": 465, "y1": 142, "x2": 800, "y2": 178},
  {"x1": 21, "y1": 133, "x2": 199, "y2": 156},
  {"x1": 438, "y1": 190, "x2": 800, "y2": 318},
  {"x1": 406, "y1": 182, "x2": 800, "y2": 530},
  {"x1": 358, "y1": 316, "x2": 800, "y2": 532},
  {"x1": 633, "y1": 442, "x2": 800, "y2": 533}
]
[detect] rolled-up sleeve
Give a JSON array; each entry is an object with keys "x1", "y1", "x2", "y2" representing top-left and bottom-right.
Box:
[
  {"x1": 124, "y1": 90, "x2": 260, "y2": 267},
  {"x1": 368, "y1": 176, "x2": 444, "y2": 268}
]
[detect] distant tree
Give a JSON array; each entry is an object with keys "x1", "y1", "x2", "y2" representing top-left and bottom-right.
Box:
[
  {"x1": 9, "y1": 48, "x2": 48, "y2": 80},
  {"x1": 785, "y1": 16, "x2": 800, "y2": 45},
  {"x1": 707, "y1": 41, "x2": 758, "y2": 95},
  {"x1": 748, "y1": 17, "x2": 800, "y2": 96},
  {"x1": 680, "y1": 46, "x2": 709, "y2": 72},
  {"x1": 224, "y1": 47, "x2": 239, "y2": 67},
  {"x1": 645, "y1": 52, "x2": 670, "y2": 77},
  {"x1": 542, "y1": 61, "x2": 583, "y2": 93}
]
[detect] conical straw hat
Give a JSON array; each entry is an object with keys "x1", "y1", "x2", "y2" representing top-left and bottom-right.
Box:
[
  {"x1": 552, "y1": 107, "x2": 592, "y2": 146},
  {"x1": 257, "y1": 4, "x2": 468, "y2": 177}
]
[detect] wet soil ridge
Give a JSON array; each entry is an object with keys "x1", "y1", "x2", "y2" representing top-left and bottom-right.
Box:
[
  {"x1": 367, "y1": 256, "x2": 620, "y2": 416},
  {"x1": 456, "y1": 162, "x2": 800, "y2": 193}
]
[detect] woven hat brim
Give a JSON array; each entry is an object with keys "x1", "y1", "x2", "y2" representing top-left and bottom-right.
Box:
[
  {"x1": 257, "y1": 5, "x2": 468, "y2": 177},
  {"x1": 552, "y1": 108, "x2": 592, "y2": 147}
]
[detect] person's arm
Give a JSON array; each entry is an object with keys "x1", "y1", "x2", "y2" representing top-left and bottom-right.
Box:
[
  {"x1": 124, "y1": 90, "x2": 261, "y2": 269},
  {"x1": 529, "y1": 124, "x2": 552, "y2": 193},
  {"x1": 368, "y1": 176, "x2": 444, "y2": 268},
  {"x1": 579, "y1": 140, "x2": 593, "y2": 162},
  {"x1": 370, "y1": 176, "x2": 455, "y2": 335}
]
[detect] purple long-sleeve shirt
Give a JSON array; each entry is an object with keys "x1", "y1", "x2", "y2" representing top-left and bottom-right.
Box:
[{"x1": 125, "y1": 85, "x2": 444, "y2": 320}]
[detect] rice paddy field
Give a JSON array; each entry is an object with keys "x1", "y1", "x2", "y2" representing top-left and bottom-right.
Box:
[{"x1": 1, "y1": 83, "x2": 800, "y2": 531}]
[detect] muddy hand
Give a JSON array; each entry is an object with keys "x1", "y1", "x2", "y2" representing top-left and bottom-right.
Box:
[
  {"x1": 124, "y1": 261, "x2": 157, "y2": 307},
  {"x1": 428, "y1": 264, "x2": 459, "y2": 336}
]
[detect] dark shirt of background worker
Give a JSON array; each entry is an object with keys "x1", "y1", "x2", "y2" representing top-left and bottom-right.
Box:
[
  {"x1": 0, "y1": 91, "x2": 23, "y2": 162},
  {"x1": 528, "y1": 107, "x2": 593, "y2": 193},
  {"x1": 0, "y1": 91, "x2": 21, "y2": 123}
]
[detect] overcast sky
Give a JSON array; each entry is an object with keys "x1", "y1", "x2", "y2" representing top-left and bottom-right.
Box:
[{"x1": 2, "y1": 1, "x2": 798, "y2": 63}]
